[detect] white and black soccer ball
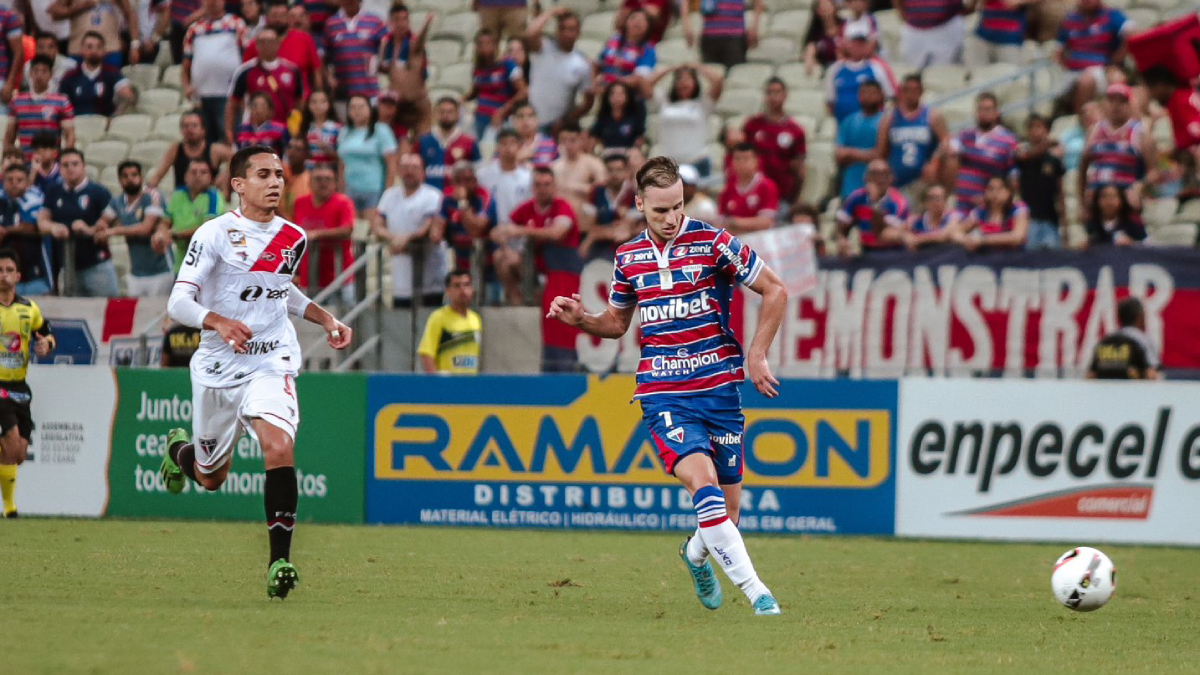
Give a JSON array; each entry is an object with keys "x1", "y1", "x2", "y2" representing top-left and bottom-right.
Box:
[{"x1": 1051, "y1": 547, "x2": 1117, "y2": 612}]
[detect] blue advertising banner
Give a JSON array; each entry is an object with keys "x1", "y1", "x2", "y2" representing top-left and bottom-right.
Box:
[{"x1": 366, "y1": 375, "x2": 897, "y2": 534}]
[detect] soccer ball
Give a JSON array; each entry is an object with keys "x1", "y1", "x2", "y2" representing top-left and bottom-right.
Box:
[{"x1": 1051, "y1": 547, "x2": 1117, "y2": 612}]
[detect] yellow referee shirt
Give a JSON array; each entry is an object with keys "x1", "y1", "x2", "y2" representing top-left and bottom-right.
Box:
[
  {"x1": 0, "y1": 296, "x2": 48, "y2": 387},
  {"x1": 417, "y1": 306, "x2": 482, "y2": 374}
]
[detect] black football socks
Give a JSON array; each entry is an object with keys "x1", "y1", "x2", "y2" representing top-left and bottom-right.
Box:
[
  {"x1": 168, "y1": 441, "x2": 199, "y2": 483},
  {"x1": 264, "y1": 466, "x2": 298, "y2": 565}
]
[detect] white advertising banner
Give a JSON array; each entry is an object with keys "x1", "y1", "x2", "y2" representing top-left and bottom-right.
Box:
[
  {"x1": 20, "y1": 365, "x2": 115, "y2": 516},
  {"x1": 897, "y1": 378, "x2": 1200, "y2": 545}
]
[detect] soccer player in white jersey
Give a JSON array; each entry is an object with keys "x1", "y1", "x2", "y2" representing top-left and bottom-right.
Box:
[
  {"x1": 548, "y1": 156, "x2": 788, "y2": 615},
  {"x1": 160, "y1": 145, "x2": 354, "y2": 599}
]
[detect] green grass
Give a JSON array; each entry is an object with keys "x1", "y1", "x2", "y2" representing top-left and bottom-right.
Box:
[{"x1": 4, "y1": 520, "x2": 1200, "y2": 675}]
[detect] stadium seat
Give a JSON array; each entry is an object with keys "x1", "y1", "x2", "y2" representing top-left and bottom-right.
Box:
[
  {"x1": 768, "y1": 10, "x2": 811, "y2": 39},
  {"x1": 574, "y1": 39, "x2": 604, "y2": 61},
  {"x1": 922, "y1": 65, "x2": 968, "y2": 94},
  {"x1": 581, "y1": 11, "x2": 617, "y2": 40},
  {"x1": 775, "y1": 62, "x2": 823, "y2": 91},
  {"x1": 131, "y1": 140, "x2": 171, "y2": 166},
  {"x1": 98, "y1": 164, "x2": 121, "y2": 193},
  {"x1": 556, "y1": 0, "x2": 602, "y2": 14},
  {"x1": 747, "y1": 37, "x2": 797, "y2": 66},
  {"x1": 783, "y1": 94, "x2": 826, "y2": 125},
  {"x1": 158, "y1": 167, "x2": 175, "y2": 194},
  {"x1": 425, "y1": 39, "x2": 461, "y2": 68},
  {"x1": 85, "y1": 140, "x2": 130, "y2": 167},
  {"x1": 934, "y1": 96, "x2": 974, "y2": 129},
  {"x1": 663, "y1": 14, "x2": 701, "y2": 43},
  {"x1": 432, "y1": 13, "x2": 479, "y2": 43},
  {"x1": 874, "y1": 9, "x2": 901, "y2": 38},
  {"x1": 1142, "y1": 198, "x2": 1178, "y2": 229},
  {"x1": 1049, "y1": 115, "x2": 1078, "y2": 142},
  {"x1": 714, "y1": 89, "x2": 761, "y2": 118},
  {"x1": 160, "y1": 64, "x2": 182, "y2": 90},
  {"x1": 139, "y1": 88, "x2": 182, "y2": 117},
  {"x1": 434, "y1": 62, "x2": 472, "y2": 94},
  {"x1": 1064, "y1": 224, "x2": 1088, "y2": 248},
  {"x1": 151, "y1": 113, "x2": 183, "y2": 141},
  {"x1": 74, "y1": 115, "x2": 109, "y2": 146},
  {"x1": 816, "y1": 116, "x2": 837, "y2": 141},
  {"x1": 772, "y1": 0, "x2": 812, "y2": 10},
  {"x1": 726, "y1": 63, "x2": 775, "y2": 90},
  {"x1": 1151, "y1": 116, "x2": 1175, "y2": 153},
  {"x1": 123, "y1": 64, "x2": 160, "y2": 92},
  {"x1": 106, "y1": 114, "x2": 154, "y2": 144},
  {"x1": 1178, "y1": 199, "x2": 1200, "y2": 224},
  {"x1": 1126, "y1": 7, "x2": 1160, "y2": 27},
  {"x1": 86, "y1": 164, "x2": 98, "y2": 181},
  {"x1": 655, "y1": 39, "x2": 695, "y2": 67},
  {"x1": 1152, "y1": 223, "x2": 1198, "y2": 246}
]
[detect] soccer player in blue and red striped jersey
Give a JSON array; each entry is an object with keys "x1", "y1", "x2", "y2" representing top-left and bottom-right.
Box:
[
  {"x1": 945, "y1": 92, "x2": 1018, "y2": 217},
  {"x1": 1055, "y1": 0, "x2": 1132, "y2": 112},
  {"x1": 548, "y1": 156, "x2": 787, "y2": 616},
  {"x1": 325, "y1": 0, "x2": 387, "y2": 101},
  {"x1": 5, "y1": 56, "x2": 74, "y2": 158}
]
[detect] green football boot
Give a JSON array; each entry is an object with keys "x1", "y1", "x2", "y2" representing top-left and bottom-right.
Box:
[
  {"x1": 268, "y1": 559, "x2": 300, "y2": 599},
  {"x1": 679, "y1": 537, "x2": 722, "y2": 610},
  {"x1": 158, "y1": 428, "x2": 189, "y2": 494}
]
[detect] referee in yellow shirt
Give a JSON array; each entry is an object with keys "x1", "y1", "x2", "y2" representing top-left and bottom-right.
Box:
[
  {"x1": 418, "y1": 271, "x2": 482, "y2": 374},
  {"x1": 0, "y1": 249, "x2": 56, "y2": 517}
]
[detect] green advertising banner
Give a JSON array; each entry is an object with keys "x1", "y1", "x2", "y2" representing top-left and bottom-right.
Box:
[{"x1": 108, "y1": 369, "x2": 367, "y2": 523}]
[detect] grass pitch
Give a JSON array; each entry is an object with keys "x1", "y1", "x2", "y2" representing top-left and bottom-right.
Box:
[{"x1": 4, "y1": 520, "x2": 1199, "y2": 675}]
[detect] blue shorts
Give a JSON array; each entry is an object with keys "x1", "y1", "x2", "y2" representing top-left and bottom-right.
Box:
[{"x1": 641, "y1": 390, "x2": 745, "y2": 485}]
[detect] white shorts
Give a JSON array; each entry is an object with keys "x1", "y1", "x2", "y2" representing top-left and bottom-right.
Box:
[
  {"x1": 900, "y1": 16, "x2": 965, "y2": 69},
  {"x1": 191, "y1": 374, "x2": 300, "y2": 475}
]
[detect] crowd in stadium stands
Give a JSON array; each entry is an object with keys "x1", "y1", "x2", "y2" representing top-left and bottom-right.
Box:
[{"x1": 0, "y1": 0, "x2": 1192, "y2": 305}]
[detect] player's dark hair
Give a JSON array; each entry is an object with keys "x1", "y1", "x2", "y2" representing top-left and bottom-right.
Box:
[
  {"x1": 635, "y1": 155, "x2": 679, "y2": 193},
  {"x1": 668, "y1": 66, "x2": 701, "y2": 103},
  {"x1": 31, "y1": 133, "x2": 59, "y2": 151},
  {"x1": 1142, "y1": 65, "x2": 1181, "y2": 88},
  {"x1": 4, "y1": 163, "x2": 28, "y2": 175},
  {"x1": 436, "y1": 96, "x2": 460, "y2": 109},
  {"x1": 765, "y1": 76, "x2": 786, "y2": 90},
  {"x1": 532, "y1": 165, "x2": 555, "y2": 179},
  {"x1": 1026, "y1": 113, "x2": 1049, "y2": 130},
  {"x1": 556, "y1": 120, "x2": 582, "y2": 136},
  {"x1": 310, "y1": 161, "x2": 338, "y2": 179},
  {"x1": 29, "y1": 54, "x2": 54, "y2": 71},
  {"x1": 81, "y1": 30, "x2": 106, "y2": 46},
  {"x1": 732, "y1": 141, "x2": 756, "y2": 155},
  {"x1": 230, "y1": 144, "x2": 278, "y2": 179},
  {"x1": 389, "y1": 2, "x2": 409, "y2": 15},
  {"x1": 1117, "y1": 297, "x2": 1144, "y2": 328},
  {"x1": 348, "y1": 94, "x2": 378, "y2": 138},
  {"x1": 0, "y1": 248, "x2": 21, "y2": 268},
  {"x1": 117, "y1": 160, "x2": 142, "y2": 176},
  {"x1": 903, "y1": 73, "x2": 923, "y2": 87},
  {"x1": 60, "y1": 148, "x2": 84, "y2": 163},
  {"x1": 603, "y1": 151, "x2": 629, "y2": 167},
  {"x1": 445, "y1": 269, "x2": 470, "y2": 286},
  {"x1": 858, "y1": 79, "x2": 883, "y2": 92},
  {"x1": 977, "y1": 91, "x2": 999, "y2": 106},
  {"x1": 250, "y1": 91, "x2": 275, "y2": 111},
  {"x1": 34, "y1": 31, "x2": 58, "y2": 43},
  {"x1": 496, "y1": 128, "x2": 520, "y2": 144},
  {"x1": 188, "y1": 157, "x2": 214, "y2": 174}
]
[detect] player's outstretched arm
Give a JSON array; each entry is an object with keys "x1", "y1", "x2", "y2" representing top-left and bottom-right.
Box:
[
  {"x1": 286, "y1": 284, "x2": 353, "y2": 350},
  {"x1": 547, "y1": 293, "x2": 635, "y2": 340},
  {"x1": 745, "y1": 265, "x2": 788, "y2": 398}
]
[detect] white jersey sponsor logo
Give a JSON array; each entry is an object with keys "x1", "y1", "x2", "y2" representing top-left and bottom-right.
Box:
[{"x1": 639, "y1": 291, "x2": 712, "y2": 324}]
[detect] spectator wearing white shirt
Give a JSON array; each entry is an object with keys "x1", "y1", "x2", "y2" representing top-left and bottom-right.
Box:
[
  {"x1": 477, "y1": 129, "x2": 533, "y2": 226},
  {"x1": 524, "y1": 7, "x2": 595, "y2": 135},
  {"x1": 181, "y1": 0, "x2": 250, "y2": 144},
  {"x1": 644, "y1": 63, "x2": 724, "y2": 177},
  {"x1": 372, "y1": 153, "x2": 447, "y2": 308}
]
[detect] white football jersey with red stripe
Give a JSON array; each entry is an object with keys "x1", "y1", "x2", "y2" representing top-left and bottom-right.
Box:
[{"x1": 175, "y1": 210, "x2": 308, "y2": 388}]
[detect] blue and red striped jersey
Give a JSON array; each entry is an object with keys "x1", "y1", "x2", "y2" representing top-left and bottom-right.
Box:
[
  {"x1": 598, "y1": 34, "x2": 656, "y2": 84},
  {"x1": 975, "y1": 0, "x2": 1026, "y2": 46},
  {"x1": 952, "y1": 126, "x2": 1019, "y2": 215},
  {"x1": 472, "y1": 58, "x2": 523, "y2": 118},
  {"x1": 702, "y1": 0, "x2": 747, "y2": 38},
  {"x1": 837, "y1": 186, "x2": 910, "y2": 248},
  {"x1": 326, "y1": 10, "x2": 387, "y2": 99},
  {"x1": 236, "y1": 119, "x2": 290, "y2": 156},
  {"x1": 1057, "y1": 7, "x2": 1130, "y2": 71},
  {"x1": 0, "y1": 9, "x2": 21, "y2": 82},
  {"x1": 1086, "y1": 119, "x2": 1145, "y2": 190},
  {"x1": 11, "y1": 92, "x2": 73, "y2": 156},
  {"x1": 418, "y1": 129, "x2": 482, "y2": 192},
  {"x1": 609, "y1": 218, "x2": 763, "y2": 398},
  {"x1": 170, "y1": 0, "x2": 201, "y2": 26},
  {"x1": 903, "y1": 0, "x2": 962, "y2": 29},
  {"x1": 971, "y1": 200, "x2": 1028, "y2": 235}
]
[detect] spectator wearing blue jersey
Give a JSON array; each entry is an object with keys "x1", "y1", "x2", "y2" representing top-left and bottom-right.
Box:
[
  {"x1": 824, "y1": 23, "x2": 896, "y2": 123},
  {"x1": 836, "y1": 80, "x2": 886, "y2": 200},
  {"x1": 1054, "y1": 0, "x2": 1133, "y2": 113},
  {"x1": 0, "y1": 164, "x2": 51, "y2": 296},
  {"x1": 875, "y1": 74, "x2": 948, "y2": 206}
]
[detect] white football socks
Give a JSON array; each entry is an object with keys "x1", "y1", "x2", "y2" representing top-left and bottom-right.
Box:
[
  {"x1": 686, "y1": 527, "x2": 708, "y2": 566},
  {"x1": 692, "y1": 486, "x2": 771, "y2": 603}
]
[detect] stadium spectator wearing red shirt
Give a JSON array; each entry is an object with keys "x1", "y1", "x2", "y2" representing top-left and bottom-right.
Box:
[
  {"x1": 743, "y1": 77, "x2": 806, "y2": 208},
  {"x1": 718, "y1": 142, "x2": 779, "y2": 234},
  {"x1": 680, "y1": 0, "x2": 764, "y2": 69},
  {"x1": 896, "y1": 0, "x2": 964, "y2": 69},
  {"x1": 244, "y1": 0, "x2": 324, "y2": 95},
  {"x1": 325, "y1": 0, "x2": 387, "y2": 101},
  {"x1": 945, "y1": 92, "x2": 1018, "y2": 217},
  {"x1": 499, "y1": 167, "x2": 582, "y2": 371},
  {"x1": 419, "y1": 97, "x2": 482, "y2": 193},
  {"x1": 1056, "y1": 0, "x2": 1133, "y2": 112},
  {"x1": 1143, "y1": 67, "x2": 1200, "y2": 152},
  {"x1": 6, "y1": 56, "x2": 74, "y2": 157},
  {"x1": 303, "y1": 0, "x2": 336, "y2": 35},
  {"x1": 292, "y1": 162, "x2": 356, "y2": 290},
  {"x1": 836, "y1": 159, "x2": 909, "y2": 254},
  {"x1": 227, "y1": 29, "x2": 303, "y2": 139}
]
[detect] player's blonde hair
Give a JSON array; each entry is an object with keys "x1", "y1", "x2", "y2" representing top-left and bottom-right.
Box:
[{"x1": 636, "y1": 156, "x2": 680, "y2": 195}]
